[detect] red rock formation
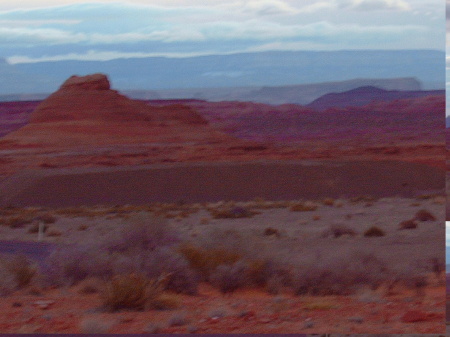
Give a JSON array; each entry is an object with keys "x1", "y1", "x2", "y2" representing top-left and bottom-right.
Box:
[
  {"x1": 3, "y1": 73, "x2": 233, "y2": 147},
  {"x1": 30, "y1": 73, "x2": 153, "y2": 123}
]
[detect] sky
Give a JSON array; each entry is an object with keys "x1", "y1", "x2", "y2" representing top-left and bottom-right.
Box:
[
  {"x1": 0, "y1": 0, "x2": 444, "y2": 65},
  {"x1": 447, "y1": 222, "x2": 449, "y2": 257}
]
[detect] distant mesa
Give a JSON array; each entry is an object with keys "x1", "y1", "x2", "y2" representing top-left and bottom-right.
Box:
[{"x1": 307, "y1": 85, "x2": 444, "y2": 111}]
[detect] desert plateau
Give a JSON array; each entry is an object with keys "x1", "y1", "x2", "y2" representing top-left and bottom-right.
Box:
[{"x1": 0, "y1": 73, "x2": 445, "y2": 334}]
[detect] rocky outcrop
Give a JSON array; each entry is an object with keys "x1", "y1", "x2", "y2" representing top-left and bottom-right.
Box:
[
  {"x1": 29, "y1": 73, "x2": 208, "y2": 125},
  {"x1": 60, "y1": 74, "x2": 111, "y2": 91}
]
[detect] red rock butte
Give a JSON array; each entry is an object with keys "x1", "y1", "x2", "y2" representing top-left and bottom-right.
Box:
[{"x1": 4, "y1": 73, "x2": 233, "y2": 147}]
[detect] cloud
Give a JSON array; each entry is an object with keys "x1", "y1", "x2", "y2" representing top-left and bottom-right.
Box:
[
  {"x1": 0, "y1": 0, "x2": 442, "y2": 55},
  {"x1": 338, "y1": 0, "x2": 411, "y2": 11},
  {"x1": 240, "y1": 0, "x2": 298, "y2": 16},
  {"x1": 0, "y1": 26, "x2": 86, "y2": 45},
  {"x1": 6, "y1": 49, "x2": 222, "y2": 63}
]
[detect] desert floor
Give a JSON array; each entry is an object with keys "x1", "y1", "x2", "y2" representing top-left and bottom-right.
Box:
[{"x1": 0, "y1": 193, "x2": 445, "y2": 334}]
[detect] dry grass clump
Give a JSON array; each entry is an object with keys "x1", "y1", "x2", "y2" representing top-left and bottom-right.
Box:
[
  {"x1": 77, "y1": 224, "x2": 88, "y2": 231},
  {"x1": 363, "y1": 226, "x2": 385, "y2": 237},
  {"x1": 322, "y1": 198, "x2": 335, "y2": 206},
  {"x1": 101, "y1": 272, "x2": 171, "y2": 312},
  {"x1": 8, "y1": 255, "x2": 37, "y2": 288},
  {"x1": 289, "y1": 201, "x2": 318, "y2": 212},
  {"x1": 1, "y1": 215, "x2": 34, "y2": 228},
  {"x1": 179, "y1": 244, "x2": 242, "y2": 279},
  {"x1": 209, "y1": 206, "x2": 259, "y2": 219},
  {"x1": 0, "y1": 254, "x2": 36, "y2": 294},
  {"x1": 264, "y1": 227, "x2": 280, "y2": 237},
  {"x1": 209, "y1": 261, "x2": 248, "y2": 293},
  {"x1": 398, "y1": 219, "x2": 417, "y2": 230},
  {"x1": 350, "y1": 195, "x2": 376, "y2": 203},
  {"x1": 102, "y1": 274, "x2": 148, "y2": 312},
  {"x1": 46, "y1": 228, "x2": 63, "y2": 237},
  {"x1": 429, "y1": 257, "x2": 444, "y2": 279},
  {"x1": 321, "y1": 224, "x2": 357, "y2": 238},
  {"x1": 34, "y1": 213, "x2": 57, "y2": 224},
  {"x1": 414, "y1": 209, "x2": 436, "y2": 221},
  {"x1": 209, "y1": 258, "x2": 276, "y2": 293}
]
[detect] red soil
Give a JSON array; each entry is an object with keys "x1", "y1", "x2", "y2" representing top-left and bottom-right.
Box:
[{"x1": 0, "y1": 280, "x2": 444, "y2": 334}]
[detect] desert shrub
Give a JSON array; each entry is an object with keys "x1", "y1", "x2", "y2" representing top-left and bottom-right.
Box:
[
  {"x1": 43, "y1": 244, "x2": 112, "y2": 286},
  {"x1": 102, "y1": 214, "x2": 179, "y2": 254},
  {"x1": 178, "y1": 243, "x2": 242, "y2": 280},
  {"x1": 209, "y1": 206, "x2": 258, "y2": 219},
  {"x1": 0, "y1": 258, "x2": 18, "y2": 295},
  {"x1": 430, "y1": 257, "x2": 445, "y2": 278},
  {"x1": 245, "y1": 259, "x2": 276, "y2": 287},
  {"x1": 398, "y1": 219, "x2": 417, "y2": 230},
  {"x1": 291, "y1": 250, "x2": 389, "y2": 296},
  {"x1": 322, "y1": 198, "x2": 334, "y2": 206},
  {"x1": 4, "y1": 215, "x2": 33, "y2": 228},
  {"x1": 209, "y1": 261, "x2": 248, "y2": 293},
  {"x1": 364, "y1": 226, "x2": 385, "y2": 237},
  {"x1": 350, "y1": 195, "x2": 376, "y2": 203},
  {"x1": 114, "y1": 247, "x2": 198, "y2": 295},
  {"x1": 46, "y1": 228, "x2": 62, "y2": 237},
  {"x1": 0, "y1": 254, "x2": 37, "y2": 295},
  {"x1": 290, "y1": 201, "x2": 317, "y2": 212},
  {"x1": 7, "y1": 255, "x2": 36, "y2": 288},
  {"x1": 102, "y1": 272, "x2": 170, "y2": 312},
  {"x1": 102, "y1": 273, "x2": 150, "y2": 311},
  {"x1": 264, "y1": 227, "x2": 280, "y2": 237},
  {"x1": 77, "y1": 224, "x2": 88, "y2": 231},
  {"x1": 414, "y1": 209, "x2": 436, "y2": 221},
  {"x1": 43, "y1": 215, "x2": 197, "y2": 294},
  {"x1": 34, "y1": 213, "x2": 57, "y2": 224},
  {"x1": 321, "y1": 224, "x2": 357, "y2": 238},
  {"x1": 403, "y1": 274, "x2": 428, "y2": 297}
]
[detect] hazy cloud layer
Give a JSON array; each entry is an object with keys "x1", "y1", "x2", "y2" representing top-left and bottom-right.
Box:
[{"x1": 0, "y1": 0, "x2": 444, "y2": 63}]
